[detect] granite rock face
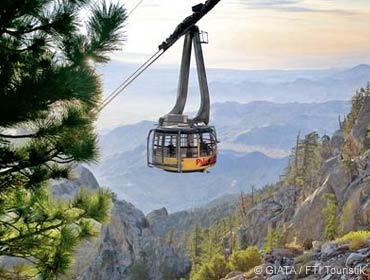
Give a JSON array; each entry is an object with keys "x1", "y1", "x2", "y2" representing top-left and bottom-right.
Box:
[
  {"x1": 52, "y1": 164, "x2": 99, "y2": 199},
  {"x1": 222, "y1": 242, "x2": 370, "y2": 280},
  {"x1": 234, "y1": 95, "x2": 370, "y2": 248},
  {"x1": 51, "y1": 166, "x2": 190, "y2": 280},
  {"x1": 80, "y1": 199, "x2": 190, "y2": 280}
]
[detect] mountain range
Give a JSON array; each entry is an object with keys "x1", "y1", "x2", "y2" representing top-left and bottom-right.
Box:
[
  {"x1": 97, "y1": 63, "x2": 370, "y2": 129},
  {"x1": 92, "y1": 100, "x2": 350, "y2": 213}
]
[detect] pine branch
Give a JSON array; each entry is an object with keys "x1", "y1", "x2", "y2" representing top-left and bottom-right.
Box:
[
  {"x1": 51, "y1": 158, "x2": 75, "y2": 164},
  {"x1": 86, "y1": 2, "x2": 127, "y2": 62},
  {"x1": 0, "y1": 209, "x2": 87, "y2": 245},
  {"x1": 0, "y1": 149, "x2": 58, "y2": 176},
  {"x1": 0, "y1": 133, "x2": 37, "y2": 139},
  {"x1": 0, "y1": 0, "x2": 124, "y2": 276},
  {"x1": 4, "y1": 24, "x2": 53, "y2": 36},
  {"x1": 0, "y1": 219, "x2": 22, "y2": 233}
]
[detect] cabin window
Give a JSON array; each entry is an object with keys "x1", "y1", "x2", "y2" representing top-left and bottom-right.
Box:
[
  {"x1": 163, "y1": 134, "x2": 177, "y2": 158},
  {"x1": 180, "y1": 133, "x2": 198, "y2": 158},
  {"x1": 199, "y1": 132, "x2": 216, "y2": 156},
  {"x1": 153, "y1": 133, "x2": 163, "y2": 157}
]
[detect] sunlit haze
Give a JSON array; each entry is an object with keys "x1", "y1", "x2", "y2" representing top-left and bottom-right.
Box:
[
  {"x1": 112, "y1": 0, "x2": 370, "y2": 69},
  {"x1": 96, "y1": 0, "x2": 370, "y2": 130}
]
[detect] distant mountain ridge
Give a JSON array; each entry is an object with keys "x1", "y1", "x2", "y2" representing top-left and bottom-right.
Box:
[
  {"x1": 91, "y1": 147, "x2": 287, "y2": 213},
  {"x1": 213, "y1": 100, "x2": 350, "y2": 151},
  {"x1": 91, "y1": 99, "x2": 350, "y2": 212},
  {"x1": 205, "y1": 64, "x2": 370, "y2": 103},
  {"x1": 97, "y1": 63, "x2": 369, "y2": 129}
]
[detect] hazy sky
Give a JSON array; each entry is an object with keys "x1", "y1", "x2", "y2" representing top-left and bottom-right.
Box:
[{"x1": 109, "y1": 0, "x2": 370, "y2": 69}]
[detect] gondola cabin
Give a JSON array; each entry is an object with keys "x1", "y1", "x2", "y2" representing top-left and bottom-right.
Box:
[
  {"x1": 147, "y1": 25, "x2": 218, "y2": 173},
  {"x1": 147, "y1": 125, "x2": 217, "y2": 173}
]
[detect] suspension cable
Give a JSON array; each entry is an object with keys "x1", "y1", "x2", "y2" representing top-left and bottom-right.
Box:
[
  {"x1": 97, "y1": 0, "x2": 221, "y2": 113},
  {"x1": 97, "y1": 49, "x2": 165, "y2": 112},
  {"x1": 97, "y1": 0, "x2": 156, "y2": 113},
  {"x1": 127, "y1": 0, "x2": 145, "y2": 17}
]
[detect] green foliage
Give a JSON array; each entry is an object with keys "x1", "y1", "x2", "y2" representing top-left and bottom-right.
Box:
[
  {"x1": 343, "y1": 90, "x2": 366, "y2": 136},
  {"x1": 263, "y1": 226, "x2": 279, "y2": 252},
  {"x1": 187, "y1": 224, "x2": 204, "y2": 271},
  {"x1": 284, "y1": 132, "x2": 322, "y2": 189},
  {"x1": 341, "y1": 134, "x2": 359, "y2": 181},
  {"x1": 320, "y1": 135, "x2": 332, "y2": 160},
  {"x1": 0, "y1": 0, "x2": 126, "y2": 278},
  {"x1": 348, "y1": 236, "x2": 368, "y2": 251},
  {"x1": 341, "y1": 87, "x2": 370, "y2": 178},
  {"x1": 337, "y1": 231, "x2": 370, "y2": 250},
  {"x1": 285, "y1": 237, "x2": 304, "y2": 251},
  {"x1": 229, "y1": 246, "x2": 261, "y2": 272},
  {"x1": 322, "y1": 193, "x2": 338, "y2": 240},
  {"x1": 191, "y1": 254, "x2": 230, "y2": 280},
  {"x1": 185, "y1": 215, "x2": 241, "y2": 278},
  {"x1": 295, "y1": 252, "x2": 313, "y2": 278},
  {"x1": 191, "y1": 264, "x2": 214, "y2": 280},
  {"x1": 339, "y1": 200, "x2": 355, "y2": 234},
  {"x1": 186, "y1": 214, "x2": 263, "y2": 279},
  {"x1": 73, "y1": 188, "x2": 111, "y2": 223},
  {"x1": 0, "y1": 187, "x2": 111, "y2": 279},
  {"x1": 337, "y1": 230, "x2": 370, "y2": 243}
]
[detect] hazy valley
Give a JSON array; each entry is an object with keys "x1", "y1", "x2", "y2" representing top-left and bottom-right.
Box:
[{"x1": 90, "y1": 63, "x2": 370, "y2": 213}]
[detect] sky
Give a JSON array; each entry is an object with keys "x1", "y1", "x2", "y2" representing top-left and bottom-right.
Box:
[{"x1": 108, "y1": 0, "x2": 370, "y2": 70}]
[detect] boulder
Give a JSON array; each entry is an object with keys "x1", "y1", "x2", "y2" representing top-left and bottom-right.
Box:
[
  {"x1": 266, "y1": 274, "x2": 286, "y2": 280},
  {"x1": 312, "y1": 241, "x2": 323, "y2": 251},
  {"x1": 345, "y1": 250, "x2": 370, "y2": 266},
  {"x1": 321, "y1": 242, "x2": 338, "y2": 259}
]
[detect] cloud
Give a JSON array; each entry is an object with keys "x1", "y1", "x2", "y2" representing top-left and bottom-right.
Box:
[{"x1": 232, "y1": 0, "x2": 360, "y2": 16}]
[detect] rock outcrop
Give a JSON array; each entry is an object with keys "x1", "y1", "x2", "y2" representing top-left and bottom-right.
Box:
[
  {"x1": 235, "y1": 95, "x2": 370, "y2": 248},
  {"x1": 52, "y1": 165, "x2": 190, "y2": 280},
  {"x1": 222, "y1": 242, "x2": 370, "y2": 280},
  {"x1": 80, "y1": 199, "x2": 190, "y2": 280},
  {"x1": 52, "y1": 164, "x2": 99, "y2": 199}
]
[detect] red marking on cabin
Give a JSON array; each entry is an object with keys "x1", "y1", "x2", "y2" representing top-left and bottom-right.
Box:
[{"x1": 196, "y1": 156, "x2": 217, "y2": 166}]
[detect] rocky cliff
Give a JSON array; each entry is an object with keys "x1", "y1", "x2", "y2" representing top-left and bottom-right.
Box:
[
  {"x1": 221, "y1": 242, "x2": 370, "y2": 280},
  {"x1": 52, "y1": 165, "x2": 190, "y2": 280},
  {"x1": 216, "y1": 92, "x2": 370, "y2": 279},
  {"x1": 79, "y1": 198, "x2": 190, "y2": 280},
  {"x1": 141, "y1": 89, "x2": 370, "y2": 280},
  {"x1": 62, "y1": 91, "x2": 370, "y2": 280},
  {"x1": 234, "y1": 94, "x2": 370, "y2": 248}
]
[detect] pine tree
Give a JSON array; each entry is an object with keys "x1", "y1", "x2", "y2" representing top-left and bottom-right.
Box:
[
  {"x1": 343, "y1": 90, "x2": 365, "y2": 136},
  {"x1": 284, "y1": 132, "x2": 321, "y2": 190},
  {"x1": 0, "y1": 0, "x2": 126, "y2": 278},
  {"x1": 263, "y1": 225, "x2": 278, "y2": 252},
  {"x1": 342, "y1": 134, "x2": 359, "y2": 182},
  {"x1": 320, "y1": 135, "x2": 332, "y2": 160},
  {"x1": 284, "y1": 133, "x2": 304, "y2": 187},
  {"x1": 188, "y1": 224, "x2": 204, "y2": 272},
  {"x1": 322, "y1": 193, "x2": 338, "y2": 240},
  {"x1": 191, "y1": 254, "x2": 229, "y2": 280},
  {"x1": 301, "y1": 132, "x2": 321, "y2": 190},
  {"x1": 229, "y1": 246, "x2": 261, "y2": 272}
]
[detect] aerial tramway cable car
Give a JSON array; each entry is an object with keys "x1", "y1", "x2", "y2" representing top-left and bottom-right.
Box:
[
  {"x1": 98, "y1": 1, "x2": 221, "y2": 173},
  {"x1": 147, "y1": 25, "x2": 218, "y2": 173}
]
